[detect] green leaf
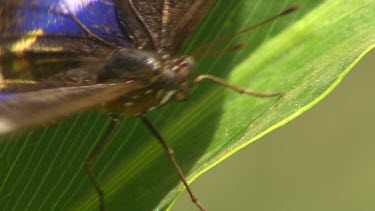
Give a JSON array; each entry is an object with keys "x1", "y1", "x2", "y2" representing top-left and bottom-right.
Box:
[{"x1": 1, "y1": 0, "x2": 374, "y2": 210}]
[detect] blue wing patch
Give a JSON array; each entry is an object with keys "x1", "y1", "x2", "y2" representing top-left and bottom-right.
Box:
[{"x1": 7, "y1": 0, "x2": 129, "y2": 45}]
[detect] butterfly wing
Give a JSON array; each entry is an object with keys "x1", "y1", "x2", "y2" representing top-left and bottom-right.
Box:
[
  {"x1": 0, "y1": 0, "x2": 216, "y2": 135},
  {"x1": 114, "y1": 0, "x2": 215, "y2": 54},
  {"x1": 0, "y1": 81, "x2": 146, "y2": 135},
  {"x1": 0, "y1": 0, "x2": 133, "y2": 50},
  {"x1": 0, "y1": 0, "x2": 133, "y2": 81},
  {"x1": 0, "y1": 0, "x2": 143, "y2": 134}
]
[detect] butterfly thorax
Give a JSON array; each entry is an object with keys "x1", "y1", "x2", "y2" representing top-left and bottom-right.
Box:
[{"x1": 99, "y1": 48, "x2": 195, "y2": 116}]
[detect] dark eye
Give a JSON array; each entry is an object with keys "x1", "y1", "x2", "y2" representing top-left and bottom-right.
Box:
[
  {"x1": 175, "y1": 56, "x2": 195, "y2": 82},
  {"x1": 180, "y1": 56, "x2": 195, "y2": 68}
]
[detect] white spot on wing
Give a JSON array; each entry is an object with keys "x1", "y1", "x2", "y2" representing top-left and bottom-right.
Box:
[
  {"x1": 124, "y1": 102, "x2": 134, "y2": 107},
  {"x1": 145, "y1": 90, "x2": 153, "y2": 94}
]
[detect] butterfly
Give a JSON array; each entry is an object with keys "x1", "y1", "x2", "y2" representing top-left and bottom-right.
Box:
[{"x1": 0, "y1": 0, "x2": 296, "y2": 210}]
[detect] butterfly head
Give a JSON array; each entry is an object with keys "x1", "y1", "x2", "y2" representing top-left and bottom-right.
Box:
[
  {"x1": 157, "y1": 55, "x2": 195, "y2": 100},
  {"x1": 101, "y1": 49, "x2": 196, "y2": 115}
]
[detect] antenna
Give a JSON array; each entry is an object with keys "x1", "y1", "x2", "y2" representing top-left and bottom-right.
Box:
[{"x1": 188, "y1": 5, "x2": 299, "y2": 57}]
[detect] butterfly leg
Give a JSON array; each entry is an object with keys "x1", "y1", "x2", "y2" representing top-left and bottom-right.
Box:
[
  {"x1": 84, "y1": 115, "x2": 120, "y2": 211},
  {"x1": 140, "y1": 115, "x2": 206, "y2": 211},
  {"x1": 194, "y1": 74, "x2": 281, "y2": 97}
]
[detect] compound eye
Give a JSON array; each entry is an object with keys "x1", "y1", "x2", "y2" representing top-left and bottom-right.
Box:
[{"x1": 176, "y1": 56, "x2": 195, "y2": 82}]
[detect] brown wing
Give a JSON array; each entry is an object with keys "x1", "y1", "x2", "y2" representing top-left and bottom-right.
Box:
[
  {"x1": 114, "y1": 0, "x2": 215, "y2": 55},
  {"x1": 0, "y1": 81, "x2": 146, "y2": 135}
]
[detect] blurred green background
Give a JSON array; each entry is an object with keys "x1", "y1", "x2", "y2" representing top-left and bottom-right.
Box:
[{"x1": 174, "y1": 50, "x2": 375, "y2": 211}]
